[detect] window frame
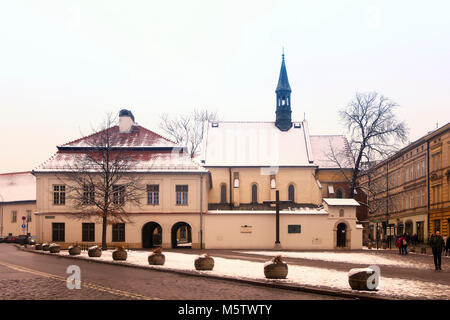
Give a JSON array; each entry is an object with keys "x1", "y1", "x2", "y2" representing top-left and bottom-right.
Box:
[
  {"x1": 53, "y1": 184, "x2": 66, "y2": 205},
  {"x1": 147, "y1": 184, "x2": 160, "y2": 205},
  {"x1": 52, "y1": 223, "x2": 65, "y2": 242},
  {"x1": 82, "y1": 223, "x2": 95, "y2": 242},
  {"x1": 112, "y1": 223, "x2": 125, "y2": 242},
  {"x1": 176, "y1": 185, "x2": 188, "y2": 205}
]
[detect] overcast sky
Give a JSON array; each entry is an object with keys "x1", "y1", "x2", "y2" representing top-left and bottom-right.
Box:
[{"x1": 1, "y1": 0, "x2": 449, "y2": 173}]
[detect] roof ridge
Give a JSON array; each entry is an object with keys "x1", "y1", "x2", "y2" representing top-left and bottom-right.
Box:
[{"x1": 0, "y1": 171, "x2": 32, "y2": 176}]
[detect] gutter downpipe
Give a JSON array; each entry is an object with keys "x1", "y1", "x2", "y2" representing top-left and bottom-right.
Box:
[
  {"x1": 0, "y1": 194, "x2": 3, "y2": 236},
  {"x1": 427, "y1": 140, "x2": 430, "y2": 242},
  {"x1": 200, "y1": 172, "x2": 203, "y2": 250}
]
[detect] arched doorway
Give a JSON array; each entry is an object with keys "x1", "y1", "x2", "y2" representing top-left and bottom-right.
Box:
[
  {"x1": 337, "y1": 223, "x2": 347, "y2": 247},
  {"x1": 142, "y1": 222, "x2": 162, "y2": 248},
  {"x1": 171, "y1": 222, "x2": 192, "y2": 249}
]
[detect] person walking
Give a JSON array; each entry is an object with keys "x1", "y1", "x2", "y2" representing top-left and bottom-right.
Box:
[
  {"x1": 402, "y1": 233, "x2": 409, "y2": 255},
  {"x1": 429, "y1": 230, "x2": 445, "y2": 271},
  {"x1": 396, "y1": 235, "x2": 403, "y2": 255}
]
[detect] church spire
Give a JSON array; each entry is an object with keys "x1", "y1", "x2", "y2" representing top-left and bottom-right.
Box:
[{"x1": 275, "y1": 51, "x2": 292, "y2": 131}]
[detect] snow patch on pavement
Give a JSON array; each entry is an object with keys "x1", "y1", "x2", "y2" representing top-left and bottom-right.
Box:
[
  {"x1": 53, "y1": 250, "x2": 450, "y2": 300},
  {"x1": 236, "y1": 251, "x2": 430, "y2": 269}
]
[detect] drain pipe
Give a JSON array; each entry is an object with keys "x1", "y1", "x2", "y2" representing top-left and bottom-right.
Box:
[{"x1": 200, "y1": 172, "x2": 203, "y2": 250}]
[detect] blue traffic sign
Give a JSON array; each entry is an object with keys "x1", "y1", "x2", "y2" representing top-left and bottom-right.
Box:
[{"x1": 21, "y1": 224, "x2": 26, "y2": 229}]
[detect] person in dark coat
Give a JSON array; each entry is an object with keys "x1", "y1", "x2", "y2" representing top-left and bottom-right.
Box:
[{"x1": 429, "y1": 230, "x2": 445, "y2": 271}]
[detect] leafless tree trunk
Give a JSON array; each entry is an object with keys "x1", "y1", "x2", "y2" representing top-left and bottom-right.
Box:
[
  {"x1": 57, "y1": 113, "x2": 145, "y2": 250},
  {"x1": 159, "y1": 109, "x2": 218, "y2": 158},
  {"x1": 326, "y1": 92, "x2": 408, "y2": 199}
]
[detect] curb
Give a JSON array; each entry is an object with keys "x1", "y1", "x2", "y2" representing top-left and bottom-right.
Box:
[{"x1": 16, "y1": 245, "x2": 392, "y2": 301}]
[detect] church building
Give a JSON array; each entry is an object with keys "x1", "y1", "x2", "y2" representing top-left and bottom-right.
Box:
[{"x1": 201, "y1": 54, "x2": 362, "y2": 249}]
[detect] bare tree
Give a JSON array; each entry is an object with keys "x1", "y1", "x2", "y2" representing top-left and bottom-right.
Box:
[
  {"x1": 58, "y1": 114, "x2": 144, "y2": 250},
  {"x1": 339, "y1": 91, "x2": 408, "y2": 198},
  {"x1": 159, "y1": 109, "x2": 218, "y2": 158}
]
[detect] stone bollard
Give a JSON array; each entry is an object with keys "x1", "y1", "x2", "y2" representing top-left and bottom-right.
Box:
[
  {"x1": 194, "y1": 254, "x2": 214, "y2": 271},
  {"x1": 348, "y1": 268, "x2": 378, "y2": 291}
]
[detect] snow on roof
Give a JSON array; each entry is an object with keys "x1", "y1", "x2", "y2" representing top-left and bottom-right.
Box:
[
  {"x1": 60, "y1": 125, "x2": 178, "y2": 149},
  {"x1": 201, "y1": 121, "x2": 314, "y2": 167},
  {"x1": 309, "y1": 135, "x2": 354, "y2": 169},
  {"x1": 34, "y1": 150, "x2": 208, "y2": 173},
  {"x1": 207, "y1": 207, "x2": 328, "y2": 215},
  {"x1": 0, "y1": 172, "x2": 36, "y2": 202},
  {"x1": 323, "y1": 198, "x2": 360, "y2": 206}
]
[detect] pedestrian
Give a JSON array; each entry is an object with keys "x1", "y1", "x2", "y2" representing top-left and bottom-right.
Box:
[
  {"x1": 402, "y1": 233, "x2": 409, "y2": 255},
  {"x1": 429, "y1": 230, "x2": 445, "y2": 271},
  {"x1": 396, "y1": 235, "x2": 403, "y2": 255}
]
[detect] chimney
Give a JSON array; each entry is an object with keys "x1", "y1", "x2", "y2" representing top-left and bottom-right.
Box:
[{"x1": 119, "y1": 109, "x2": 135, "y2": 133}]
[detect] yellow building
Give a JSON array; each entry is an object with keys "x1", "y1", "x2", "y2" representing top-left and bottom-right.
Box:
[
  {"x1": 360, "y1": 122, "x2": 450, "y2": 244},
  {"x1": 0, "y1": 172, "x2": 36, "y2": 238},
  {"x1": 427, "y1": 123, "x2": 450, "y2": 237}
]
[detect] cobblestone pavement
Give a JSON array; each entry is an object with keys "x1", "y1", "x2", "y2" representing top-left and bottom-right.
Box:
[
  {"x1": 0, "y1": 244, "x2": 344, "y2": 300},
  {"x1": 167, "y1": 248, "x2": 450, "y2": 286}
]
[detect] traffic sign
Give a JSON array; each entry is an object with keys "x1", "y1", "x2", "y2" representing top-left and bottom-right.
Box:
[
  {"x1": 22, "y1": 216, "x2": 26, "y2": 220},
  {"x1": 21, "y1": 224, "x2": 26, "y2": 229}
]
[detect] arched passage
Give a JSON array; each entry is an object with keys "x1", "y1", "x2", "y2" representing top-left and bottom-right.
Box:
[
  {"x1": 171, "y1": 221, "x2": 192, "y2": 249},
  {"x1": 142, "y1": 222, "x2": 162, "y2": 249},
  {"x1": 337, "y1": 223, "x2": 347, "y2": 247}
]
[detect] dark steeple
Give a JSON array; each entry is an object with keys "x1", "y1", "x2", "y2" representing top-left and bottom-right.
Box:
[{"x1": 275, "y1": 52, "x2": 292, "y2": 131}]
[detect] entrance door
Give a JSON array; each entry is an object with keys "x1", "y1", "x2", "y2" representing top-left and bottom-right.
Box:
[
  {"x1": 142, "y1": 222, "x2": 162, "y2": 248},
  {"x1": 337, "y1": 223, "x2": 347, "y2": 247},
  {"x1": 416, "y1": 221, "x2": 424, "y2": 243},
  {"x1": 171, "y1": 222, "x2": 192, "y2": 249}
]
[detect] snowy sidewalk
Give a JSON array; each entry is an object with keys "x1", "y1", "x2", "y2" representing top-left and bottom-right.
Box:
[{"x1": 34, "y1": 248, "x2": 450, "y2": 300}]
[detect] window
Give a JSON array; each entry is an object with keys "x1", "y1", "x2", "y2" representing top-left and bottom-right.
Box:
[
  {"x1": 11, "y1": 211, "x2": 17, "y2": 223},
  {"x1": 82, "y1": 223, "x2": 95, "y2": 242},
  {"x1": 53, "y1": 185, "x2": 66, "y2": 205},
  {"x1": 432, "y1": 153, "x2": 441, "y2": 171},
  {"x1": 251, "y1": 184, "x2": 258, "y2": 203},
  {"x1": 52, "y1": 223, "x2": 65, "y2": 242},
  {"x1": 26, "y1": 210, "x2": 32, "y2": 222},
  {"x1": 176, "y1": 185, "x2": 188, "y2": 205},
  {"x1": 336, "y1": 189, "x2": 343, "y2": 198},
  {"x1": 147, "y1": 185, "x2": 159, "y2": 205},
  {"x1": 422, "y1": 188, "x2": 426, "y2": 206},
  {"x1": 220, "y1": 184, "x2": 227, "y2": 204},
  {"x1": 410, "y1": 192, "x2": 414, "y2": 208},
  {"x1": 432, "y1": 185, "x2": 442, "y2": 204},
  {"x1": 113, "y1": 185, "x2": 125, "y2": 205},
  {"x1": 434, "y1": 219, "x2": 441, "y2": 232},
  {"x1": 339, "y1": 209, "x2": 345, "y2": 217},
  {"x1": 288, "y1": 184, "x2": 295, "y2": 202},
  {"x1": 112, "y1": 223, "x2": 125, "y2": 242},
  {"x1": 288, "y1": 225, "x2": 301, "y2": 233},
  {"x1": 83, "y1": 184, "x2": 95, "y2": 205}
]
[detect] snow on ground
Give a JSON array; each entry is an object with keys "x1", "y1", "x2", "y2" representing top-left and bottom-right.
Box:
[
  {"x1": 53, "y1": 250, "x2": 450, "y2": 300},
  {"x1": 236, "y1": 251, "x2": 431, "y2": 269}
]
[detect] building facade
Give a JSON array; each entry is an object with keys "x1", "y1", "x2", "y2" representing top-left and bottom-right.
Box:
[
  {"x1": 360, "y1": 122, "x2": 450, "y2": 243},
  {"x1": 0, "y1": 172, "x2": 36, "y2": 237},
  {"x1": 32, "y1": 111, "x2": 209, "y2": 249}
]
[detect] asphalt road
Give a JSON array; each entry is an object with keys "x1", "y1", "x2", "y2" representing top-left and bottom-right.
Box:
[{"x1": 0, "y1": 244, "x2": 345, "y2": 300}]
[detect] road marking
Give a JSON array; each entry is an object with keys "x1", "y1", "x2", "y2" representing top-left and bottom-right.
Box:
[{"x1": 0, "y1": 260, "x2": 160, "y2": 300}]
